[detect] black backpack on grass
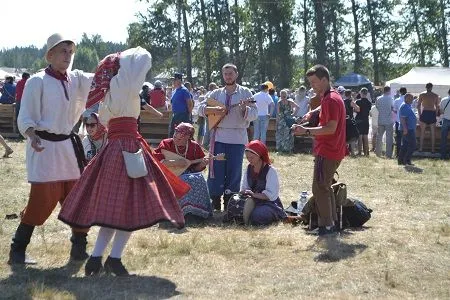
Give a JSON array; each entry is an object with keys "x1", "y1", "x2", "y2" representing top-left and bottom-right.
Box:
[{"x1": 342, "y1": 198, "x2": 372, "y2": 227}]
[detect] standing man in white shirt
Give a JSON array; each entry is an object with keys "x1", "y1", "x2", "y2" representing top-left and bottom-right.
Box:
[
  {"x1": 9, "y1": 33, "x2": 94, "y2": 265},
  {"x1": 253, "y1": 83, "x2": 274, "y2": 144},
  {"x1": 375, "y1": 86, "x2": 394, "y2": 158},
  {"x1": 439, "y1": 88, "x2": 450, "y2": 159},
  {"x1": 199, "y1": 63, "x2": 258, "y2": 211}
]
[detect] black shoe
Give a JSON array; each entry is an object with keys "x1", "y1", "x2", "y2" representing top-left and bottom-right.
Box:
[
  {"x1": 397, "y1": 160, "x2": 405, "y2": 165},
  {"x1": 70, "y1": 232, "x2": 89, "y2": 261},
  {"x1": 85, "y1": 256, "x2": 103, "y2": 276},
  {"x1": 318, "y1": 226, "x2": 337, "y2": 237},
  {"x1": 8, "y1": 223, "x2": 36, "y2": 265},
  {"x1": 104, "y1": 256, "x2": 130, "y2": 276},
  {"x1": 211, "y1": 196, "x2": 222, "y2": 211},
  {"x1": 8, "y1": 249, "x2": 36, "y2": 265}
]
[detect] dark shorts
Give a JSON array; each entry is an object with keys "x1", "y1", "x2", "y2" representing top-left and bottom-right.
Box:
[{"x1": 420, "y1": 110, "x2": 437, "y2": 125}]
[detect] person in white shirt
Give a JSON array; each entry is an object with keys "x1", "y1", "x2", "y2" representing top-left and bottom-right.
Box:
[
  {"x1": 10, "y1": 33, "x2": 94, "y2": 265},
  {"x1": 439, "y1": 88, "x2": 450, "y2": 159},
  {"x1": 369, "y1": 104, "x2": 379, "y2": 152},
  {"x1": 253, "y1": 83, "x2": 274, "y2": 144},
  {"x1": 294, "y1": 85, "x2": 310, "y2": 117}
]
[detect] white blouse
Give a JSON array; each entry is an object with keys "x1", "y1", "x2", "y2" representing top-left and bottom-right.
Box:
[
  {"x1": 18, "y1": 69, "x2": 93, "y2": 183},
  {"x1": 98, "y1": 47, "x2": 152, "y2": 125},
  {"x1": 240, "y1": 165, "x2": 280, "y2": 201}
]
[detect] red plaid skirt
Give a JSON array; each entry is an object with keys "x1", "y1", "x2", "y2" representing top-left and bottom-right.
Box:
[{"x1": 58, "y1": 118, "x2": 186, "y2": 231}]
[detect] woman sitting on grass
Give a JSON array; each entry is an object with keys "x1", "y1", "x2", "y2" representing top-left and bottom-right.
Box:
[
  {"x1": 153, "y1": 122, "x2": 212, "y2": 225},
  {"x1": 241, "y1": 140, "x2": 286, "y2": 226}
]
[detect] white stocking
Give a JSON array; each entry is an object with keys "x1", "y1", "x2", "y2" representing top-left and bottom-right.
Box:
[
  {"x1": 110, "y1": 230, "x2": 132, "y2": 259},
  {"x1": 91, "y1": 227, "x2": 115, "y2": 257}
]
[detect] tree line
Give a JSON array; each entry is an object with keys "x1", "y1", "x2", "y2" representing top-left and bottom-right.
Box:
[{"x1": 1, "y1": 0, "x2": 449, "y2": 89}]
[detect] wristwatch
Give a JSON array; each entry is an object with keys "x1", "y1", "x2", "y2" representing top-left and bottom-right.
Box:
[{"x1": 305, "y1": 129, "x2": 311, "y2": 136}]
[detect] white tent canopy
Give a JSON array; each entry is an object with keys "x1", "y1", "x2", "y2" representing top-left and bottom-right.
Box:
[{"x1": 385, "y1": 67, "x2": 450, "y2": 98}]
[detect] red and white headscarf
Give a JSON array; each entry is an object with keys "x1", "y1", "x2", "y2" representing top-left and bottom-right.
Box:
[
  {"x1": 86, "y1": 52, "x2": 121, "y2": 109},
  {"x1": 174, "y1": 122, "x2": 195, "y2": 139},
  {"x1": 88, "y1": 113, "x2": 107, "y2": 141},
  {"x1": 245, "y1": 140, "x2": 271, "y2": 165}
]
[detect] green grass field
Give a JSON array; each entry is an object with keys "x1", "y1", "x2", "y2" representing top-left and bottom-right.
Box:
[{"x1": 0, "y1": 140, "x2": 449, "y2": 299}]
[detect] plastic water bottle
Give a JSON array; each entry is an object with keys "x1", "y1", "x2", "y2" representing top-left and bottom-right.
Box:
[{"x1": 297, "y1": 191, "x2": 308, "y2": 214}]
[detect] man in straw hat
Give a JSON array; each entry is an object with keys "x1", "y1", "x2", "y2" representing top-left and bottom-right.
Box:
[{"x1": 9, "y1": 33, "x2": 94, "y2": 265}]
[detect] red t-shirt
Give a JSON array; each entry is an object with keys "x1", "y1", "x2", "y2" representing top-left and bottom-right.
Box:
[
  {"x1": 313, "y1": 90, "x2": 347, "y2": 160},
  {"x1": 149, "y1": 88, "x2": 166, "y2": 108},
  {"x1": 15, "y1": 78, "x2": 27, "y2": 102}
]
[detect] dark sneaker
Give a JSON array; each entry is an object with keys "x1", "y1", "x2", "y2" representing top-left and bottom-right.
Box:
[
  {"x1": 85, "y1": 256, "x2": 103, "y2": 276},
  {"x1": 318, "y1": 226, "x2": 337, "y2": 237},
  {"x1": 8, "y1": 249, "x2": 37, "y2": 265},
  {"x1": 104, "y1": 256, "x2": 130, "y2": 276}
]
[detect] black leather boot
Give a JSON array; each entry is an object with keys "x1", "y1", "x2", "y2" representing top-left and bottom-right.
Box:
[
  {"x1": 70, "y1": 232, "x2": 89, "y2": 261},
  {"x1": 104, "y1": 256, "x2": 130, "y2": 276},
  {"x1": 211, "y1": 196, "x2": 222, "y2": 211},
  {"x1": 85, "y1": 256, "x2": 103, "y2": 276},
  {"x1": 8, "y1": 223, "x2": 36, "y2": 265}
]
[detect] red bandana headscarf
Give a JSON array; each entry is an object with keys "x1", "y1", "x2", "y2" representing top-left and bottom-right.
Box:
[
  {"x1": 88, "y1": 113, "x2": 107, "y2": 141},
  {"x1": 86, "y1": 52, "x2": 121, "y2": 109},
  {"x1": 245, "y1": 140, "x2": 271, "y2": 165},
  {"x1": 174, "y1": 122, "x2": 195, "y2": 139}
]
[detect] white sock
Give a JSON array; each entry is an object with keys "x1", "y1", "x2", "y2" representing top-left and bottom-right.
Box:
[
  {"x1": 110, "y1": 230, "x2": 132, "y2": 259},
  {"x1": 91, "y1": 227, "x2": 115, "y2": 257}
]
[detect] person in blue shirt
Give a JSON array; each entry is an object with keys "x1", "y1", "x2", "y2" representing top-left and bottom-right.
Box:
[
  {"x1": 398, "y1": 93, "x2": 417, "y2": 165},
  {"x1": 269, "y1": 88, "x2": 278, "y2": 118},
  {"x1": 169, "y1": 72, "x2": 193, "y2": 137},
  {"x1": 0, "y1": 76, "x2": 16, "y2": 104}
]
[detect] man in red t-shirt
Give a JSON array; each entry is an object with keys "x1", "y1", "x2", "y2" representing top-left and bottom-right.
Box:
[{"x1": 292, "y1": 64, "x2": 346, "y2": 236}]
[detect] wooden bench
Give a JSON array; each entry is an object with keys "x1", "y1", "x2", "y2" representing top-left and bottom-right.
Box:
[
  {"x1": 139, "y1": 109, "x2": 171, "y2": 144},
  {"x1": 0, "y1": 104, "x2": 18, "y2": 138}
]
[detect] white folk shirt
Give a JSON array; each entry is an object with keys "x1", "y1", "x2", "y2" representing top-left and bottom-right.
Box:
[
  {"x1": 18, "y1": 70, "x2": 93, "y2": 183},
  {"x1": 240, "y1": 165, "x2": 280, "y2": 201},
  {"x1": 98, "y1": 47, "x2": 152, "y2": 125},
  {"x1": 253, "y1": 91, "x2": 273, "y2": 116}
]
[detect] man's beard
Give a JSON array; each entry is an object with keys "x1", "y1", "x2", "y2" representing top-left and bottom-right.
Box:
[{"x1": 225, "y1": 80, "x2": 236, "y2": 86}]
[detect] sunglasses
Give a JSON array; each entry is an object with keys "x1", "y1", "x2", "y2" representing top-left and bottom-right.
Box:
[{"x1": 85, "y1": 123, "x2": 98, "y2": 128}]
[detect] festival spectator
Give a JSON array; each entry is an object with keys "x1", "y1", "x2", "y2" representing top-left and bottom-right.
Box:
[
  {"x1": 417, "y1": 83, "x2": 440, "y2": 152},
  {"x1": 149, "y1": 80, "x2": 166, "y2": 109},
  {"x1": 81, "y1": 113, "x2": 107, "y2": 161},
  {"x1": 343, "y1": 89, "x2": 360, "y2": 156},
  {"x1": 398, "y1": 93, "x2": 417, "y2": 165},
  {"x1": 196, "y1": 86, "x2": 206, "y2": 145},
  {"x1": 139, "y1": 84, "x2": 150, "y2": 107},
  {"x1": 369, "y1": 101, "x2": 379, "y2": 152},
  {"x1": 376, "y1": 86, "x2": 394, "y2": 158},
  {"x1": 154, "y1": 122, "x2": 213, "y2": 224},
  {"x1": 355, "y1": 88, "x2": 372, "y2": 156},
  {"x1": 292, "y1": 65, "x2": 346, "y2": 236},
  {"x1": 253, "y1": 83, "x2": 274, "y2": 144},
  {"x1": 15, "y1": 72, "x2": 31, "y2": 125},
  {"x1": 198, "y1": 63, "x2": 257, "y2": 211},
  {"x1": 294, "y1": 85, "x2": 310, "y2": 118},
  {"x1": 169, "y1": 73, "x2": 192, "y2": 137},
  {"x1": 393, "y1": 87, "x2": 407, "y2": 157},
  {"x1": 240, "y1": 140, "x2": 286, "y2": 225},
  {"x1": 439, "y1": 88, "x2": 450, "y2": 159},
  {"x1": 0, "y1": 76, "x2": 16, "y2": 104},
  {"x1": 269, "y1": 88, "x2": 279, "y2": 118},
  {"x1": 276, "y1": 89, "x2": 298, "y2": 153}
]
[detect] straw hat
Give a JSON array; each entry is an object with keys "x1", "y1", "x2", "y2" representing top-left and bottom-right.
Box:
[{"x1": 45, "y1": 33, "x2": 75, "y2": 62}]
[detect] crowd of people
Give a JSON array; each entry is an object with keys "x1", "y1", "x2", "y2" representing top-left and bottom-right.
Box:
[{"x1": 2, "y1": 32, "x2": 449, "y2": 277}]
